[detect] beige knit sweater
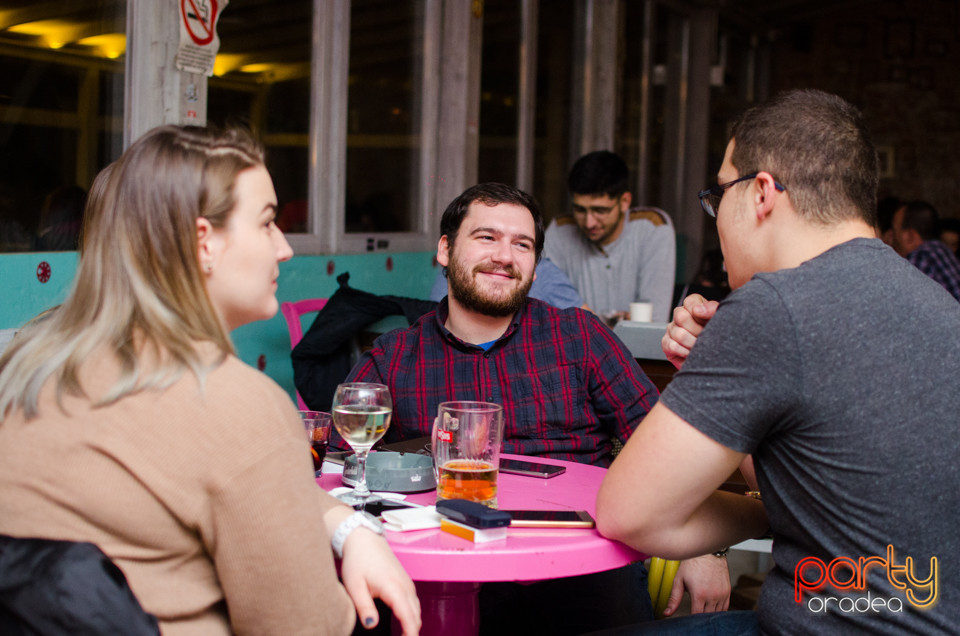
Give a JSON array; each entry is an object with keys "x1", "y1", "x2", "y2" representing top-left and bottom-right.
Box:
[{"x1": 0, "y1": 348, "x2": 354, "y2": 635}]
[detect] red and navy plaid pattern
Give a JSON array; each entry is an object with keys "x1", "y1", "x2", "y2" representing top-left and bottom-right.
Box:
[
  {"x1": 344, "y1": 298, "x2": 658, "y2": 467},
  {"x1": 908, "y1": 240, "x2": 960, "y2": 302}
]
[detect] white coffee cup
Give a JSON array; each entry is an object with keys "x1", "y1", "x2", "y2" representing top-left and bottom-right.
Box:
[{"x1": 629, "y1": 301, "x2": 653, "y2": 323}]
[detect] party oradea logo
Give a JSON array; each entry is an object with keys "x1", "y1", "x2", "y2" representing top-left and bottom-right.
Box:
[{"x1": 794, "y1": 545, "x2": 938, "y2": 614}]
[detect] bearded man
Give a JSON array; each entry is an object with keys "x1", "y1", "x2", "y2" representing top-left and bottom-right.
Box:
[
  {"x1": 343, "y1": 182, "x2": 733, "y2": 635},
  {"x1": 346, "y1": 181, "x2": 656, "y2": 464}
]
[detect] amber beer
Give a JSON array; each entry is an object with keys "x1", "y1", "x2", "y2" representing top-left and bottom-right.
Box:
[
  {"x1": 433, "y1": 401, "x2": 505, "y2": 508},
  {"x1": 437, "y1": 459, "x2": 498, "y2": 508}
]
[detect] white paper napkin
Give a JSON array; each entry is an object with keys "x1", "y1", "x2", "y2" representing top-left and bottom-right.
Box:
[{"x1": 381, "y1": 505, "x2": 442, "y2": 532}]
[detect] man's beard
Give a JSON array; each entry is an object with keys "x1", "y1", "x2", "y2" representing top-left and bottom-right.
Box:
[{"x1": 446, "y1": 254, "x2": 533, "y2": 317}]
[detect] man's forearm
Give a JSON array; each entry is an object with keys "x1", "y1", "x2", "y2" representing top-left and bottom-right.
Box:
[{"x1": 600, "y1": 490, "x2": 767, "y2": 560}]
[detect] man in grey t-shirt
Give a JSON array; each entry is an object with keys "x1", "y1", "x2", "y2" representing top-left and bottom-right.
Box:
[{"x1": 596, "y1": 90, "x2": 960, "y2": 634}]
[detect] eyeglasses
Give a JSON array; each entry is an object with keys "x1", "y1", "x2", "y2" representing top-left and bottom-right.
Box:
[
  {"x1": 571, "y1": 199, "x2": 621, "y2": 219},
  {"x1": 697, "y1": 173, "x2": 786, "y2": 218}
]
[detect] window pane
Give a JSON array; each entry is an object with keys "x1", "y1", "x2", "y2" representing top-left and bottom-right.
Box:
[
  {"x1": 534, "y1": 1, "x2": 575, "y2": 222},
  {"x1": 618, "y1": 2, "x2": 668, "y2": 207},
  {"x1": 0, "y1": 0, "x2": 125, "y2": 252},
  {"x1": 345, "y1": 0, "x2": 424, "y2": 234},
  {"x1": 478, "y1": 0, "x2": 520, "y2": 186},
  {"x1": 208, "y1": 0, "x2": 313, "y2": 233}
]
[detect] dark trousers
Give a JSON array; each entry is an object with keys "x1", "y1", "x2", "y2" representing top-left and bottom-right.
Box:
[{"x1": 585, "y1": 610, "x2": 759, "y2": 636}]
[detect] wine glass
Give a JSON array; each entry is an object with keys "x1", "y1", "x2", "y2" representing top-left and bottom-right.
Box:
[{"x1": 331, "y1": 382, "x2": 392, "y2": 505}]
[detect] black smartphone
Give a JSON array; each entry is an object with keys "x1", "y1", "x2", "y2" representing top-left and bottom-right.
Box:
[
  {"x1": 356, "y1": 499, "x2": 418, "y2": 517},
  {"x1": 502, "y1": 509, "x2": 595, "y2": 528},
  {"x1": 436, "y1": 499, "x2": 513, "y2": 528},
  {"x1": 499, "y1": 458, "x2": 566, "y2": 479}
]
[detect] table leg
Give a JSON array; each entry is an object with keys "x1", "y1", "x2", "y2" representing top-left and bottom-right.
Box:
[{"x1": 392, "y1": 580, "x2": 482, "y2": 636}]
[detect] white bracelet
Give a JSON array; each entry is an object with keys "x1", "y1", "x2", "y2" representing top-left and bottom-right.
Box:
[{"x1": 331, "y1": 511, "x2": 383, "y2": 559}]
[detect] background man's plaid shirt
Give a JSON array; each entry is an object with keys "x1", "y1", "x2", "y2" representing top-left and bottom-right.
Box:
[{"x1": 907, "y1": 240, "x2": 960, "y2": 302}]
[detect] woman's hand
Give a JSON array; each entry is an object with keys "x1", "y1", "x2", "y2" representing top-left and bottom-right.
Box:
[{"x1": 340, "y1": 529, "x2": 422, "y2": 635}]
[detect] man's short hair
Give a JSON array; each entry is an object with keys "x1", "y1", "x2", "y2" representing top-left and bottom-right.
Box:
[
  {"x1": 901, "y1": 201, "x2": 940, "y2": 241},
  {"x1": 567, "y1": 150, "x2": 629, "y2": 198},
  {"x1": 731, "y1": 89, "x2": 879, "y2": 226},
  {"x1": 440, "y1": 182, "x2": 545, "y2": 263}
]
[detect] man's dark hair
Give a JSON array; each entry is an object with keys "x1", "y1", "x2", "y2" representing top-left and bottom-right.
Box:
[
  {"x1": 901, "y1": 201, "x2": 940, "y2": 241},
  {"x1": 731, "y1": 89, "x2": 879, "y2": 226},
  {"x1": 567, "y1": 151, "x2": 629, "y2": 198},
  {"x1": 440, "y1": 182, "x2": 545, "y2": 263}
]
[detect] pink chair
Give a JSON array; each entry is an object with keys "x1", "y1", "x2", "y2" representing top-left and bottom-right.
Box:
[{"x1": 280, "y1": 298, "x2": 328, "y2": 410}]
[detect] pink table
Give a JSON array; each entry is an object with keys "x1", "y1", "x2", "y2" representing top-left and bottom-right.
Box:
[{"x1": 319, "y1": 453, "x2": 645, "y2": 635}]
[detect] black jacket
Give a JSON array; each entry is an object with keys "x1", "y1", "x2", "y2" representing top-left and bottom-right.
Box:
[
  {"x1": 292, "y1": 272, "x2": 437, "y2": 412},
  {"x1": 0, "y1": 534, "x2": 160, "y2": 635}
]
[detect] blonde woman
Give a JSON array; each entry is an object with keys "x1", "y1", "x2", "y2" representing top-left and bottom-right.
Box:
[{"x1": 0, "y1": 126, "x2": 420, "y2": 635}]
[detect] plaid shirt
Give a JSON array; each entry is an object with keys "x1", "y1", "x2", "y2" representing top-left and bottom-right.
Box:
[
  {"x1": 908, "y1": 240, "x2": 960, "y2": 302},
  {"x1": 345, "y1": 298, "x2": 658, "y2": 466}
]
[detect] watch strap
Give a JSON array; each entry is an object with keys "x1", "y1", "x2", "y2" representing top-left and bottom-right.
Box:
[{"x1": 331, "y1": 511, "x2": 383, "y2": 559}]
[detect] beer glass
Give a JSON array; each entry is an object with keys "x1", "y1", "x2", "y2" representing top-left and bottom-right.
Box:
[{"x1": 432, "y1": 401, "x2": 504, "y2": 508}]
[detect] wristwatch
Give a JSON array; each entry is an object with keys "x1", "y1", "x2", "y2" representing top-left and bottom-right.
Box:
[{"x1": 331, "y1": 511, "x2": 384, "y2": 558}]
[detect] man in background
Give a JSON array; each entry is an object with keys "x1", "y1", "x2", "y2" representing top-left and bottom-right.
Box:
[
  {"x1": 544, "y1": 150, "x2": 676, "y2": 322},
  {"x1": 891, "y1": 200, "x2": 960, "y2": 301}
]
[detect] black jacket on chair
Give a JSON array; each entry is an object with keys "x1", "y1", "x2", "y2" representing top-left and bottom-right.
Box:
[
  {"x1": 292, "y1": 272, "x2": 437, "y2": 412},
  {"x1": 0, "y1": 534, "x2": 160, "y2": 635}
]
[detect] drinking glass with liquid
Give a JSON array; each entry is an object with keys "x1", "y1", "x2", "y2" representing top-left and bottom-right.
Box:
[
  {"x1": 300, "y1": 410, "x2": 333, "y2": 477},
  {"x1": 431, "y1": 401, "x2": 504, "y2": 508},
  {"x1": 331, "y1": 382, "x2": 392, "y2": 506}
]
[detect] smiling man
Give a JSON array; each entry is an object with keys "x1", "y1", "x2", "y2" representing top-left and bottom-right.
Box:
[
  {"x1": 597, "y1": 90, "x2": 960, "y2": 634},
  {"x1": 345, "y1": 182, "x2": 732, "y2": 634},
  {"x1": 347, "y1": 182, "x2": 657, "y2": 466},
  {"x1": 544, "y1": 151, "x2": 676, "y2": 322}
]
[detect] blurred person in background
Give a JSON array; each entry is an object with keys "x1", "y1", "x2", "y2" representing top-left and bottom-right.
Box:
[{"x1": 891, "y1": 200, "x2": 960, "y2": 301}]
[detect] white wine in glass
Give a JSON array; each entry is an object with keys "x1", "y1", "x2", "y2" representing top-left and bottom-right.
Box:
[{"x1": 332, "y1": 382, "x2": 392, "y2": 505}]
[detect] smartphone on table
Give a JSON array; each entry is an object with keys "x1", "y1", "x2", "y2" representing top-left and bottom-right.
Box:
[
  {"x1": 502, "y1": 509, "x2": 595, "y2": 528},
  {"x1": 499, "y1": 458, "x2": 566, "y2": 479},
  {"x1": 356, "y1": 498, "x2": 418, "y2": 517}
]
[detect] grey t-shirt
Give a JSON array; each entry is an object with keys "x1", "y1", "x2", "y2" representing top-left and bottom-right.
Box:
[{"x1": 662, "y1": 238, "x2": 960, "y2": 634}]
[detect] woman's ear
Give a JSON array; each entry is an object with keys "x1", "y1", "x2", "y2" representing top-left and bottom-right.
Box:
[{"x1": 196, "y1": 217, "x2": 217, "y2": 274}]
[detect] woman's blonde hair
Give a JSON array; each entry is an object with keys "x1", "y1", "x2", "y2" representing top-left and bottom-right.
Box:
[{"x1": 0, "y1": 125, "x2": 265, "y2": 420}]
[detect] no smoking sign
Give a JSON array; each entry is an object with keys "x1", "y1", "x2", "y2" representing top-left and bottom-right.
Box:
[
  {"x1": 181, "y1": 0, "x2": 218, "y2": 46},
  {"x1": 176, "y1": 0, "x2": 228, "y2": 76}
]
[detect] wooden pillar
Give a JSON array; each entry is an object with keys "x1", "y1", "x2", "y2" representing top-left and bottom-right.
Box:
[
  {"x1": 660, "y1": 7, "x2": 716, "y2": 284},
  {"x1": 434, "y1": 0, "x2": 483, "y2": 209},
  {"x1": 309, "y1": 0, "x2": 350, "y2": 252},
  {"x1": 573, "y1": 0, "x2": 619, "y2": 156},
  {"x1": 124, "y1": 0, "x2": 209, "y2": 147}
]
